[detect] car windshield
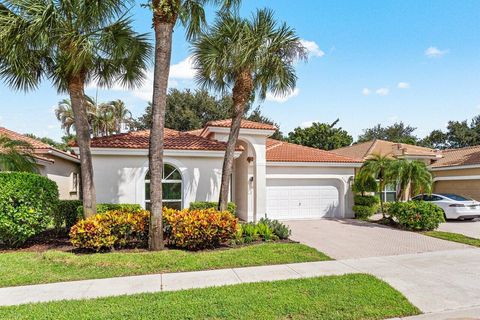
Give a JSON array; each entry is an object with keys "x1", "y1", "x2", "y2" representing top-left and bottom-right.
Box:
[{"x1": 439, "y1": 194, "x2": 472, "y2": 201}]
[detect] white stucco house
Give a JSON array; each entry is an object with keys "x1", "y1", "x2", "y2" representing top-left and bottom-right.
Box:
[{"x1": 84, "y1": 119, "x2": 361, "y2": 222}]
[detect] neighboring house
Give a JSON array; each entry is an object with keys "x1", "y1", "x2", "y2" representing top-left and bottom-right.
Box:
[
  {"x1": 332, "y1": 139, "x2": 442, "y2": 201},
  {"x1": 430, "y1": 146, "x2": 480, "y2": 201},
  {"x1": 81, "y1": 119, "x2": 362, "y2": 222},
  {"x1": 0, "y1": 127, "x2": 80, "y2": 200},
  {"x1": 332, "y1": 139, "x2": 480, "y2": 201}
]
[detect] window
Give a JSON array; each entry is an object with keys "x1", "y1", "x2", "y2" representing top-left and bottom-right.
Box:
[
  {"x1": 145, "y1": 164, "x2": 182, "y2": 210},
  {"x1": 71, "y1": 172, "x2": 79, "y2": 193},
  {"x1": 376, "y1": 183, "x2": 397, "y2": 202}
]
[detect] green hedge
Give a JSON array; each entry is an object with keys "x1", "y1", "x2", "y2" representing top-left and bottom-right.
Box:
[
  {"x1": 389, "y1": 201, "x2": 444, "y2": 231},
  {"x1": 189, "y1": 201, "x2": 236, "y2": 215},
  {"x1": 354, "y1": 195, "x2": 380, "y2": 207},
  {"x1": 352, "y1": 205, "x2": 378, "y2": 220},
  {"x1": 0, "y1": 172, "x2": 59, "y2": 247},
  {"x1": 54, "y1": 200, "x2": 83, "y2": 232},
  {"x1": 77, "y1": 203, "x2": 143, "y2": 217}
]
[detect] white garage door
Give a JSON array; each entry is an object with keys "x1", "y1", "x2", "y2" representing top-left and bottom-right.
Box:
[{"x1": 266, "y1": 179, "x2": 341, "y2": 220}]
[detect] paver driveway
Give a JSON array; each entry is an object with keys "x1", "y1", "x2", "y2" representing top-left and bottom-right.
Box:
[{"x1": 286, "y1": 219, "x2": 469, "y2": 259}]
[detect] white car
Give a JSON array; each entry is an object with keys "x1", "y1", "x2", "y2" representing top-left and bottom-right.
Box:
[{"x1": 412, "y1": 193, "x2": 480, "y2": 220}]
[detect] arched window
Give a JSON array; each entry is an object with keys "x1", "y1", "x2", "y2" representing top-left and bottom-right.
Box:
[{"x1": 145, "y1": 164, "x2": 182, "y2": 210}]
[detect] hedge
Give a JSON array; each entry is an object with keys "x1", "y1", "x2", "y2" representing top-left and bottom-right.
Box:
[
  {"x1": 354, "y1": 195, "x2": 380, "y2": 207},
  {"x1": 389, "y1": 201, "x2": 444, "y2": 231},
  {"x1": 54, "y1": 200, "x2": 83, "y2": 232},
  {"x1": 189, "y1": 201, "x2": 236, "y2": 215},
  {"x1": 353, "y1": 195, "x2": 379, "y2": 220},
  {"x1": 0, "y1": 172, "x2": 59, "y2": 246}
]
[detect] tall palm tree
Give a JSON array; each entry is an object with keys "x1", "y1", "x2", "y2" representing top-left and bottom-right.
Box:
[
  {"x1": 0, "y1": 135, "x2": 37, "y2": 173},
  {"x1": 109, "y1": 100, "x2": 133, "y2": 133},
  {"x1": 192, "y1": 9, "x2": 307, "y2": 211},
  {"x1": 0, "y1": 1, "x2": 151, "y2": 217},
  {"x1": 55, "y1": 96, "x2": 98, "y2": 136},
  {"x1": 388, "y1": 159, "x2": 432, "y2": 201},
  {"x1": 358, "y1": 153, "x2": 393, "y2": 216},
  {"x1": 147, "y1": 0, "x2": 239, "y2": 251}
]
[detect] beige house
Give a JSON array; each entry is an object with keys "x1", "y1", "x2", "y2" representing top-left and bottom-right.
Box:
[
  {"x1": 0, "y1": 127, "x2": 80, "y2": 200},
  {"x1": 332, "y1": 139, "x2": 480, "y2": 201}
]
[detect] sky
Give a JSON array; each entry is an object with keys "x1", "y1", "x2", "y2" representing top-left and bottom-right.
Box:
[{"x1": 0, "y1": 0, "x2": 479, "y2": 141}]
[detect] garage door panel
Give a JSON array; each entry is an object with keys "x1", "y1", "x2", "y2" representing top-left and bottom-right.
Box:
[{"x1": 266, "y1": 179, "x2": 341, "y2": 220}]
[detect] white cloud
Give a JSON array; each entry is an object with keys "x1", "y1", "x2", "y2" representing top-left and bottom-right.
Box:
[
  {"x1": 169, "y1": 56, "x2": 196, "y2": 79},
  {"x1": 397, "y1": 82, "x2": 410, "y2": 89},
  {"x1": 300, "y1": 120, "x2": 319, "y2": 128},
  {"x1": 266, "y1": 88, "x2": 300, "y2": 103},
  {"x1": 300, "y1": 39, "x2": 325, "y2": 58},
  {"x1": 425, "y1": 46, "x2": 448, "y2": 58},
  {"x1": 362, "y1": 88, "x2": 371, "y2": 96},
  {"x1": 375, "y1": 88, "x2": 390, "y2": 96}
]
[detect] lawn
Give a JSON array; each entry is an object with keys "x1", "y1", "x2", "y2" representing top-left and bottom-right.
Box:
[
  {"x1": 424, "y1": 231, "x2": 480, "y2": 247},
  {"x1": 0, "y1": 242, "x2": 329, "y2": 287},
  {"x1": 0, "y1": 274, "x2": 420, "y2": 320}
]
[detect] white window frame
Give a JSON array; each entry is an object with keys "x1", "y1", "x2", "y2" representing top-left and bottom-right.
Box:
[{"x1": 145, "y1": 164, "x2": 183, "y2": 210}]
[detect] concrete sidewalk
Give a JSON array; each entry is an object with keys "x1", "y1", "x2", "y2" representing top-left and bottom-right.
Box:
[
  {"x1": 1, "y1": 248, "x2": 480, "y2": 315},
  {"x1": 390, "y1": 306, "x2": 480, "y2": 319}
]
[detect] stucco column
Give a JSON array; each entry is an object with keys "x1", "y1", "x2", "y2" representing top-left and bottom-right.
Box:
[{"x1": 253, "y1": 143, "x2": 267, "y2": 222}]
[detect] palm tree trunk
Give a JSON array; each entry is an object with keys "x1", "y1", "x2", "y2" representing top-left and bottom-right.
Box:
[
  {"x1": 379, "y1": 179, "x2": 385, "y2": 218},
  {"x1": 218, "y1": 71, "x2": 253, "y2": 211},
  {"x1": 68, "y1": 75, "x2": 97, "y2": 218},
  {"x1": 148, "y1": 16, "x2": 174, "y2": 251}
]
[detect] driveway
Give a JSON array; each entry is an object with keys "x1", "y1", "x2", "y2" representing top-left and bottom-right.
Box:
[
  {"x1": 286, "y1": 219, "x2": 469, "y2": 259},
  {"x1": 438, "y1": 219, "x2": 480, "y2": 239}
]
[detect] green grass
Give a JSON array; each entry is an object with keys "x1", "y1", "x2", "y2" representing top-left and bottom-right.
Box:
[
  {"x1": 0, "y1": 274, "x2": 420, "y2": 320},
  {"x1": 424, "y1": 231, "x2": 480, "y2": 247},
  {"x1": 0, "y1": 243, "x2": 329, "y2": 288}
]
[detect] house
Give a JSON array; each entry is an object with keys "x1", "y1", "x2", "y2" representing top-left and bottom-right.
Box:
[
  {"x1": 332, "y1": 139, "x2": 480, "y2": 201},
  {"x1": 430, "y1": 146, "x2": 480, "y2": 200},
  {"x1": 0, "y1": 127, "x2": 80, "y2": 199},
  {"x1": 83, "y1": 119, "x2": 362, "y2": 221}
]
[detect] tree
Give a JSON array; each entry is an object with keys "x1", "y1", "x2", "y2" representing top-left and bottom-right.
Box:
[
  {"x1": 388, "y1": 159, "x2": 432, "y2": 201},
  {"x1": 358, "y1": 153, "x2": 393, "y2": 216},
  {"x1": 24, "y1": 134, "x2": 70, "y2": 152},
  {"x1": 55, "y1": 97, "x2": 134, "y2": 137},
  {"x1": 0, "y1": 135, "x2": 37, "y2": 172},
  {"x1": 418, "y1": 129, "x2": 448, "y2": 149},
  {"x1": 0, "y1": 1, "x2": 151, "y2": 217},
  {"x1": 287, "y1": 119, "x2": 352, "y2": 150},
  {"x1": 246, "y1": 106, "x2": 283, "y2": 140},
  {"x1": 193, "y1": 9, "x2": 307, "y2": 211},
  {"x1": 358, "y1": 122, "x2": 418, "y2": 145},
  {"x1": 134, "y1": 89, "x2": 234, "y2": 131},
  {"x1": 146, "y1": 0, "x2": 239, "y2": 251}
]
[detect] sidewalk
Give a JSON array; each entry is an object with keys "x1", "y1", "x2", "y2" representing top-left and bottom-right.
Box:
[
  {"x1": 390, "y1": 306, "x2": 480, "y2": 319},
  {"x1": 1, "y1": 248, "x2": 480, "y2": 315}
]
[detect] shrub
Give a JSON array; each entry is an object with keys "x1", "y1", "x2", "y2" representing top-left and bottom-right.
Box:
[
  {"x1": 380, "y1": 202, "x2": 393, "y2": 215},
  {"x1": 352, "y1": 174, "x2": 378, "y2": 194},
  {"x1": 256, "y1": 222, "x2": 277, "y2": 241},
  {"x1": 54, "y1": 200, "x2": 83, "y2": 232},
  {"x1": 352, "y1": 205, "x2": 378, "y2": 220},
  {"x1": 163, "y1": 208, "x2": 238, "y2": 250},
  {"x1": 258, "y1": 218, "x2": 291, "y2": 240},
  {"x1": 189, "y1": 201, "x2": 236, "y2": 215},
  {"x1": 389, "y1": 201, "x2": 444, "y2": 231},
  {"x1": 69, "y1": 210, "x2": 150, "y2": 251},
  {"x1": 354, "y1": 195, "x2": 379, "y2": 207},
  {"x1": 77, "y1": 203, "x2": 142, "y2": 218},
  {"x1": 240, "y1": 223, "x2": 259, "y2": 244},
  {"x1": 0, "y1": 172, "x2": 59, "y2": 247}
]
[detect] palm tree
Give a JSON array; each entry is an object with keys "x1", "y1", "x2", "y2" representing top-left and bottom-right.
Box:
[
  {"x1": 192, "y1": 9, "x2": 307, "y2": 211},
  {"x1": 0, "y1": 135, "x2": 37, "y2": 173},
  {"x1": 109, "y1": 100, "x2": 133, "y2": 133},
  {"x1": 55, "y1": 100, "x2": 76, "y2": 136},
  {"x1": 147, "y1": 0, "x2": 239, "y2": 250},
  {"x1": 0, "y1": 0, "x2": 151, "y2": 217},
  {"x1": 388, "y1": 159, "x2": 432, "y2": 201},
  {"x1": 358, "y1": 153, "x2": 393, "y2": 216}
]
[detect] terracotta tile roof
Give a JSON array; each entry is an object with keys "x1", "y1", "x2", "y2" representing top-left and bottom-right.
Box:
[
  {"x1": 0, "y1": 127, "x2": 78, "y2": 162},
  {"x1": 432, "y1": 145, "x2": 480, "y2": 168},
  {"x1": 89, "y1": 128, "x2": 237, "y2": 151},
  {"x1": 332, "y1": 139, "x2": 440, "y2": 160},
  {"x1": 185, "y1": 128, "x2": 204, "y2": 136},
  {"x1": 206, "y1": 119, "x2": 277, "y2": 131},
  {"x1": 266, "y1": 139, "x2": 362, "y2": 163}
]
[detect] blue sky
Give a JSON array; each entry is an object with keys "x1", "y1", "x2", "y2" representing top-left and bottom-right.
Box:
[{"x1": 1, "y1": 0, "x2": 479, "y2": 141}]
